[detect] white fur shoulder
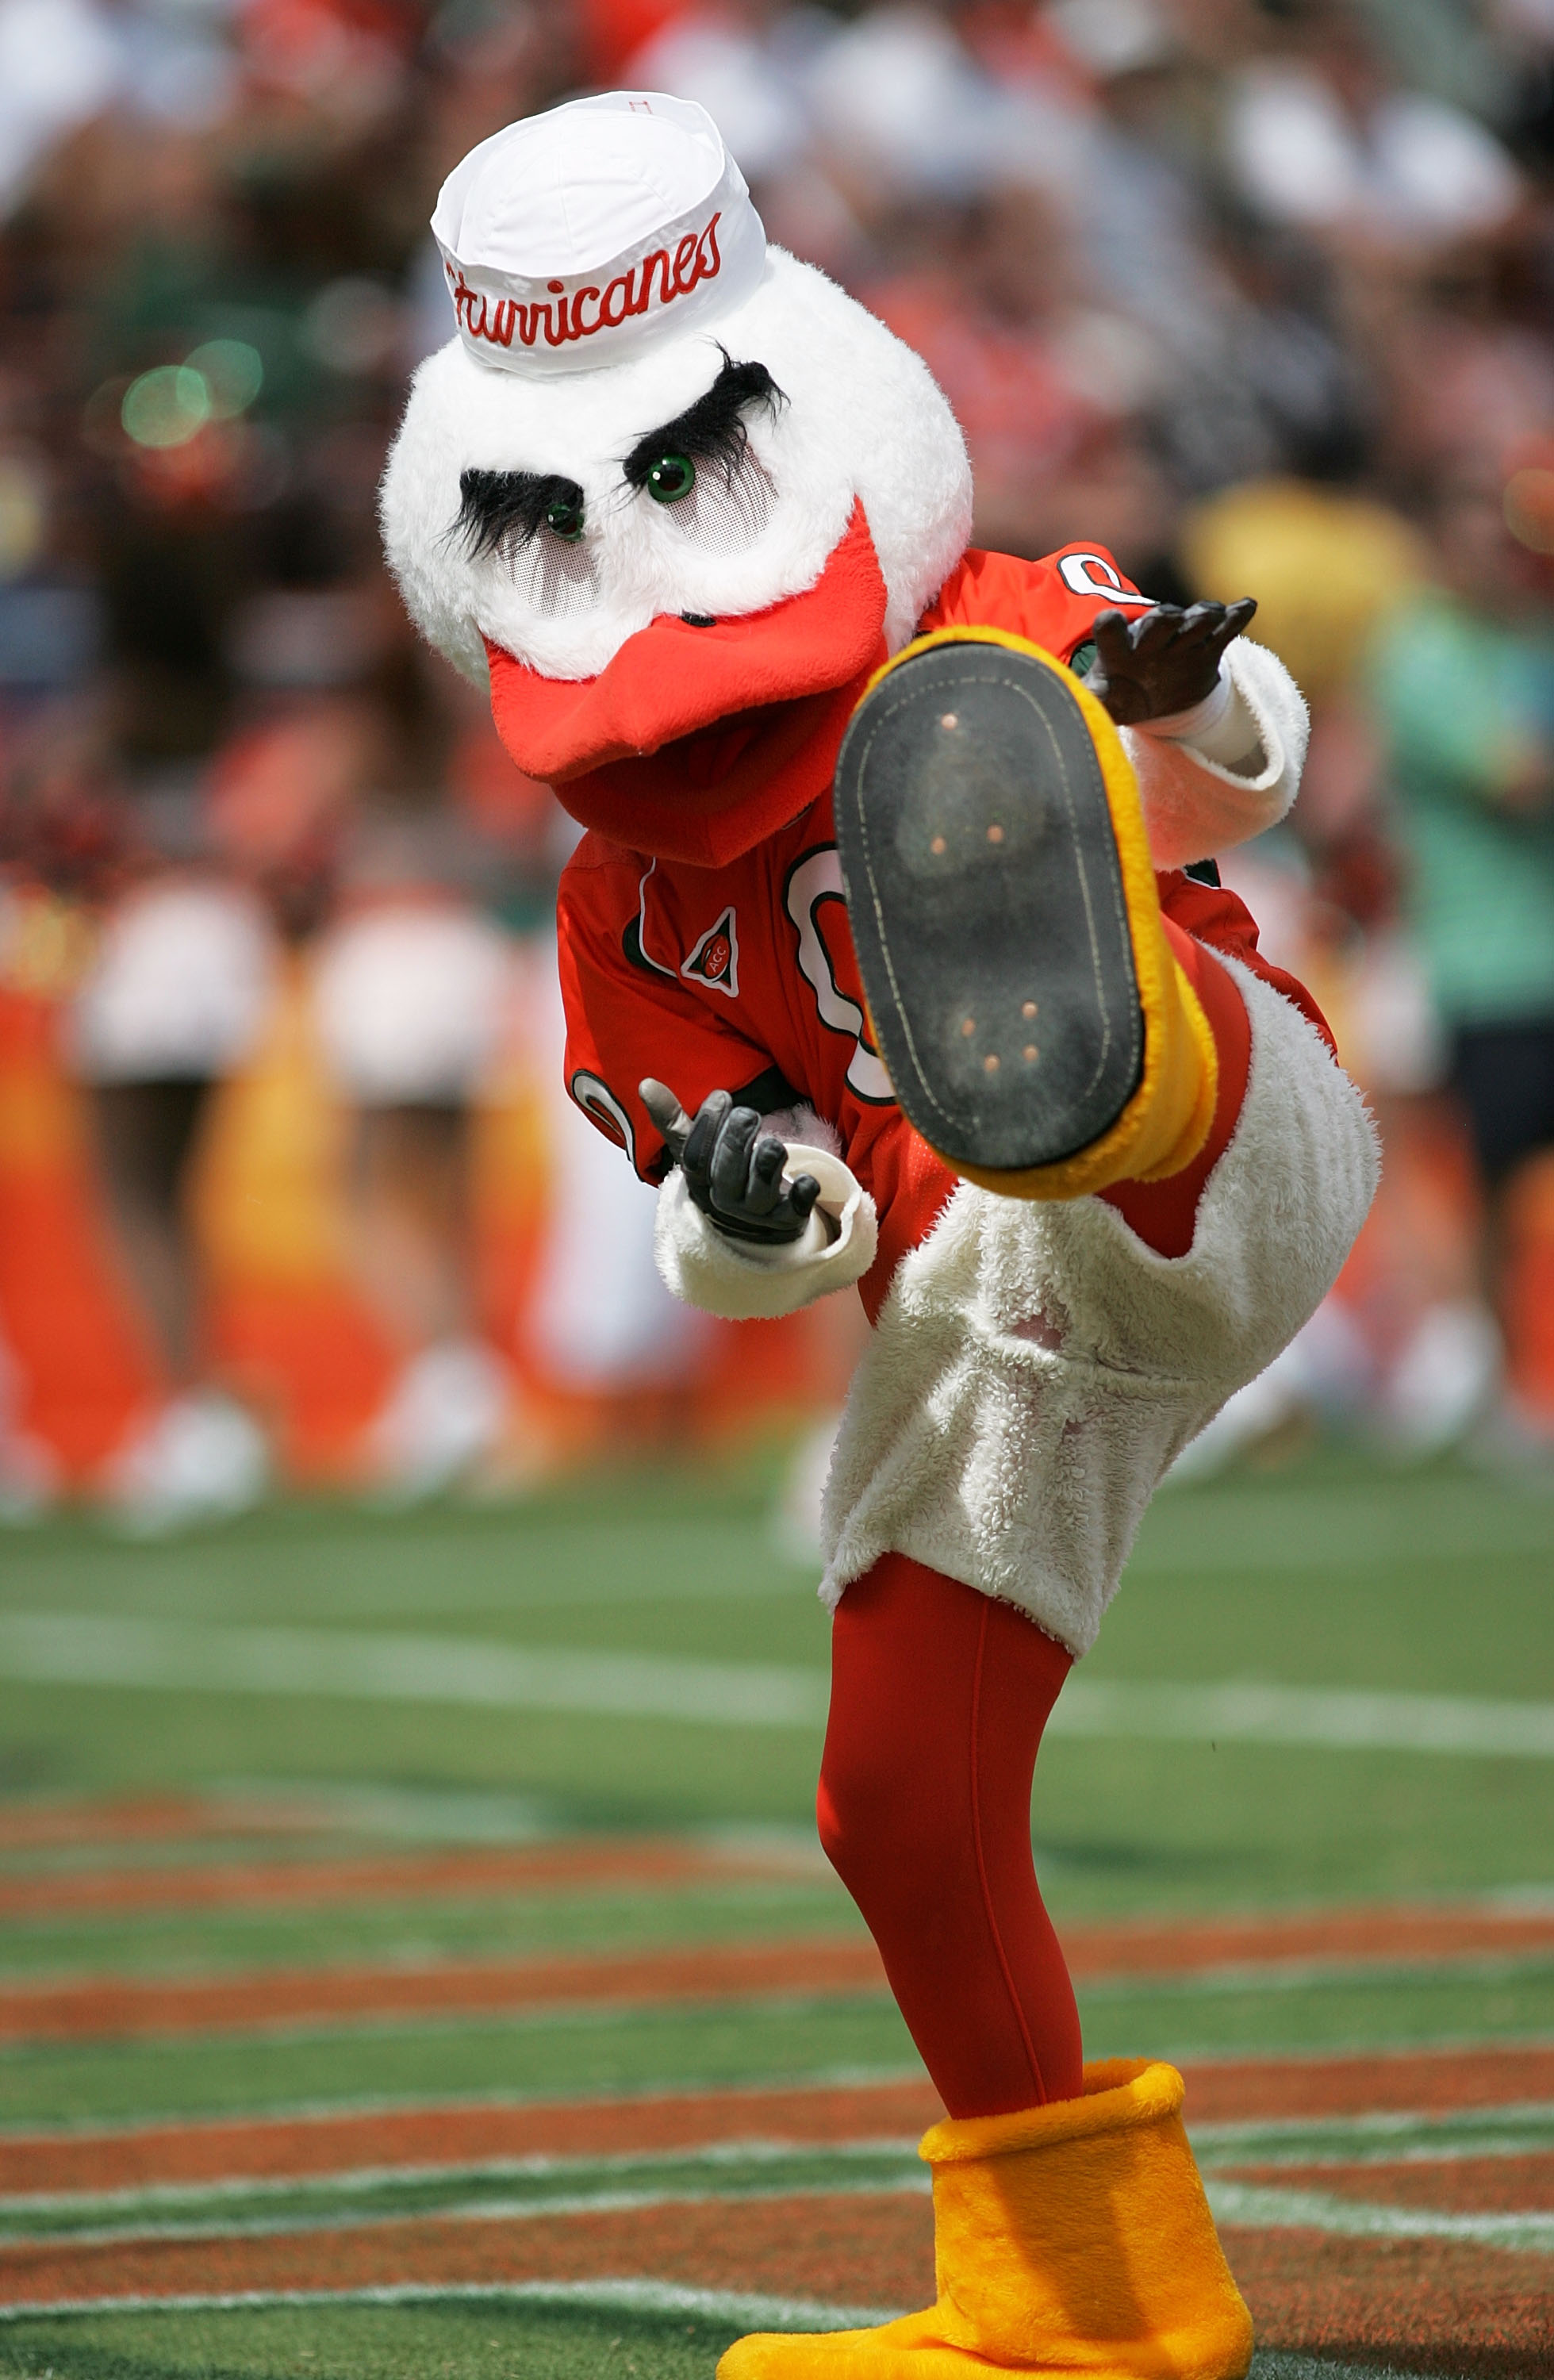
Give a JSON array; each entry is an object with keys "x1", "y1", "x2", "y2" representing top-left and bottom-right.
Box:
[{"x1": 1125, "y1": 638, "x2": 1309, "y2": 871}]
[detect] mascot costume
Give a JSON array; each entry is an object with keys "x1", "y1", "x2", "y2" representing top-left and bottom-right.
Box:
[{"x1": 382, "y1": 91, "x2": 1379, "y2": 2380}]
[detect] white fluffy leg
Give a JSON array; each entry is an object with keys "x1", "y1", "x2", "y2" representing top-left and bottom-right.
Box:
[{"x1": 820, "y1": 962, "x2": 1379, "y2": 1656}]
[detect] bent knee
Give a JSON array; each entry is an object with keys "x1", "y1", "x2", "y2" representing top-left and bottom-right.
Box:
[{"x1": 816, "y1": 1737, "x2": 965, "y2": 1900}]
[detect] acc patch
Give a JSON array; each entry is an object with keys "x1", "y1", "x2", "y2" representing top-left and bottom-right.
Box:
[{"x1": 681, "y1": 905, "x2": 740, "y2": 998}]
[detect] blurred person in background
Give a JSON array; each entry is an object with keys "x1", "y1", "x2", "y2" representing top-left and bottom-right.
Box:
[
  {"x1": 0, "y1": 704, "x2": 140, "y2": 1514},
  {"x1": 1175, "y1": 471, "x2": 1509, "y2": 1467},
  {"x1": 1368, "y1": 452, "x2": 1554, "y2": 1462},
  {"x1": 60, "y1": 608, "x2": 378, "y2": 1530},
  {"x1": 860, "y1": 173, "x2": 1174, "y2": 563},
  {"x1": 1222, "y1": 0, "x2": 1525, "y2": 259},
  {"x1": 309, "y1": 651, "x2": 521, "y2": 1503},
  {"x1": 70, "y1": 849, "x2": 279, "y2": 1526},
  {"x1": 1030, "y1": 0, "x2": 1376, "y2": 502},
  {"x1": 366, "y1": 674, "x2": 730, "y2": 1492}
]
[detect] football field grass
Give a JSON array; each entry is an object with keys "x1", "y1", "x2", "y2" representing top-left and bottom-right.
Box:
[{"x1": 0, "y1": 1449, "x2": 1549, "y2": 2378}]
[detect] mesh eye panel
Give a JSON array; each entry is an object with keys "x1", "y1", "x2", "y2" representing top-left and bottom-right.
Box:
[
  {"x1": 660, "y1": 452, "x2": 776, "y2": 555},
  {"x1": 512, "y1": 528, "x2": 601, "y2": 617}
]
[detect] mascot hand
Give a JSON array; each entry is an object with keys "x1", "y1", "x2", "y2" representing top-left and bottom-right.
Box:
[
  {"x1": 1089, "y1": 597, "x2": 1257, "y2": 725},
  {"x1": 640, "y1": 1080, "x2": 823, "y2": 1245}
]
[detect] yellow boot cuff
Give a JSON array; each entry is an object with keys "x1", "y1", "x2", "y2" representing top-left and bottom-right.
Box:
[{"x1": 918, "y1": 2059, "x2": 1253, "y2": 2380}]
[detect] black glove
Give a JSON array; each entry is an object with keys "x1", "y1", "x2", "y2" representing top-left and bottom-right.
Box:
[
  {"x1": 640, "y1": 1079, "x2": 823, "y2": 1246},
  {"x1": 1088, "y1": 597, "x2": 1257, "y2": 726}
]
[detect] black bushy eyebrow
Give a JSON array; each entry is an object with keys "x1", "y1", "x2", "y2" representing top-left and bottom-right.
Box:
[
  {"x1": 623, "y1": 355, "x2": 785, "y2": 489},
  {"x1": 455, "y1": 468, "x2": 584, "y2": 558},
  {"x1": 451, "y1": 355, "x2": 782, "y2": 558}
]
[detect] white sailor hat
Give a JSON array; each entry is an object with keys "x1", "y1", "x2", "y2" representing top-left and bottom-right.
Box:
[{"x1": 432, "y1": 91, "x2": 768, "y2": 378}]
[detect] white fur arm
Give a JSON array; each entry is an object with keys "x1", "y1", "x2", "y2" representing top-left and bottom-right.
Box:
[
  {"x1": 1123, "y1": 637, "x2": 1309, "y2": 871},
  {"x1": 653, "y1": 1143, "x2": 877, "y2": 1321}
]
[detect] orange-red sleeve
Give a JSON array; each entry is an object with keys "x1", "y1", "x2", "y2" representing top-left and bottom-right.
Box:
[
  {"x1": 921, "y1": 543, "x2": 1153, "y2": 663},
  {"x1": 558, "y1": 836, "x2": 782, "y2": 1182}
]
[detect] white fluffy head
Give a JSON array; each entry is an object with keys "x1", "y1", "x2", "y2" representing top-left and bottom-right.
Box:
[{"x1": 379, "y1": 248, "x2": 973, "y2": 686}]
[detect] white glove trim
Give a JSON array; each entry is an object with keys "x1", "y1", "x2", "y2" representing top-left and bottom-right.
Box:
[
  {"x1": 653, "y1": 1142, "x2": 878, "y2": 1321},
  {"x1": 1124, "y1": 638, "x2": 1309, "y2": 869}
]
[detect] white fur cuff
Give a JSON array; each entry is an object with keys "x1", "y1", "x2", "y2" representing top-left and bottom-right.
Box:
[
  {"x1": 653, "y1": 1142, "x2": 878, "y2": 1321},
  {"x1": 1126, "y1": 636, "x2": 1309, "y2": 870}
]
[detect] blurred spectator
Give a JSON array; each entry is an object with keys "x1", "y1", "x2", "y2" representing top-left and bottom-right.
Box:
[
  {"x1": 1224, "y1": 2, "x2": 1523, "y2": 253},
  {"x1": 313, "y1": 889, "x2": 517, "y2": 1499},
  {"x1": 0, "y1": 0, "x2": 121, "y2": 218},
  {"x1": 1368, "y1": 457, "x2": 1554, "y2": 1456},
  {"x1": 1183, "y1": 477, "x2": 1429, "y2": 707},
  {"x1": 863, "y1": 175, "x2": 1172, "y2": 559},
  {"x1": 71, "y1": 873, "x2": 278, "y2": 1526}
]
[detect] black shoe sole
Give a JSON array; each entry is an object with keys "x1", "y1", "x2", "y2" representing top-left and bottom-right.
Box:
[{"x1": 834, "y1": 637, "x2": 1144, "y2": 1175}]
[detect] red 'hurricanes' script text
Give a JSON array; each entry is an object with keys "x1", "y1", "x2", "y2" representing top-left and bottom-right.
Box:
[{"x1": 448, "y1": 214, "x2": 723, "y2": 355}]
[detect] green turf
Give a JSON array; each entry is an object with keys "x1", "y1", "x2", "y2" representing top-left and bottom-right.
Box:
[
  {"x1": 3, "y1": 1691, "x2": 1544, "y2": 1915},
  {"x1": 2, "y1": 1451, "x2": 1550, "y2": 2380},
  {"x1": 0, "y1": 1881, "x2": 862, "y2": 1983},
  {"x1": 1191, "y1": 2105, "x2": 1554, "y2": 2163},
  {"x1": 0, "y1": 2299, "x2": 753, "y2": 2380},
  {"x1": 2, "y1": 1455, "x2": 1552, "y2": 1914},
  {"x1": 0, "y1": 2302, "x2": 1475, "y2": 2380},
  {"x1": 0, "y1": 1996, "x2": 918, "y2": 2126},
  {"x1": 7, "y1": 1960, "x2": 1553, "y2": 2129}
]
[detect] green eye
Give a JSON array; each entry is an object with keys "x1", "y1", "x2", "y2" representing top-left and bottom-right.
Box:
[
  {"x1": 546, "y1": 491, "x2": 585, "y2": 541},
  {"x1": 646, "y1": 451, "x2": 696, "y2": 504}
]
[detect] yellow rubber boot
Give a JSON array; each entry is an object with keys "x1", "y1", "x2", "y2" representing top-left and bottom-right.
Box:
[
  {"x1": 833, "y1": 631, "x2": 1218, "y2": 1201},
  {"x1": 717, "y1": 2060, "x2": 1253, "y2": 2380}
]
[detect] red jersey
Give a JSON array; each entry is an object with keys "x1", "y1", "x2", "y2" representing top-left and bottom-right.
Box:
[{"x1": 557, "y1": 543, "x2": 1325, "y2": 1315}]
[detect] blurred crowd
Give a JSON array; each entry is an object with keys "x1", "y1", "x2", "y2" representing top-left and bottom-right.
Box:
[{"x1": 0, "y1": 0, "x2": 1552, "y2": 1526}]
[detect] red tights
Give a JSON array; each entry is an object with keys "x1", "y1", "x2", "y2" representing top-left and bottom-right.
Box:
[
  {"x1": 819, "y1": 1552, "x2": 1080, "y2": 2118},
  {"x1": 818, "y1": 942, "x2": 1254, "y2": 2119}
]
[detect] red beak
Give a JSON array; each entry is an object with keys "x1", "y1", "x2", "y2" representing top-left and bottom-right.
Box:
[{"x1": 485, "y1": 502, "x2": 889, "y2": 867}]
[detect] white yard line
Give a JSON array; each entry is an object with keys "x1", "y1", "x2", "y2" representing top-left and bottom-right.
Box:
[
  {"x1": 1203, "y1": 2134, "x2": 1554, "y2": 2171},
  {"x1": 11, "y1": 2131, "x2": 1554, "y2": 2235},
  {"x1": 1205, "y1": 2177, "x2": 1554, "y2": 2251},
  {"x1": 0, "y1": 1615, "x2": 828, "y2": 1729},
  {"x1": 6, "y1": 2112, "x2": 1552, "y2": 2220},
  {"x1": 1050, "y1": 1677, "x2": 1554, "y2": 1759},
  {"x1": 2, "y1": 1614, "x2": 1552, "y2": 1756},
  {"x1": 0, "y1": 2136, "x2": 927, "y2": 2219},
  {"x1": 1193, "y1": 2104, "x2": 1554, "y2": 2167},
  {"x1": 0, "y1": 2276, "x2": 907, "y2": 2327},
  {"x1": 0, "y1": 2173, "x2": 930, "y2": 2252},
  {"x1": 2, "y1": 2170, "x2": 1548, "y2": 2260}
]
